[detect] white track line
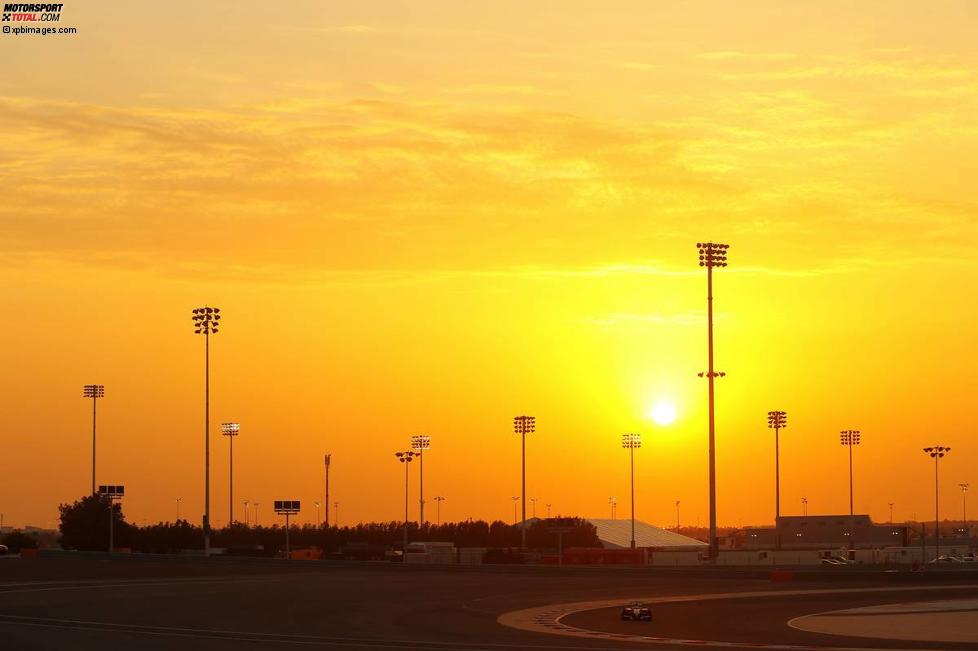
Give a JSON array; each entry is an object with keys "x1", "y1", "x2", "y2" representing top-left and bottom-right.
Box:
[{"x1": 498, "y1": 584, "x2": 978, "y2": 650}]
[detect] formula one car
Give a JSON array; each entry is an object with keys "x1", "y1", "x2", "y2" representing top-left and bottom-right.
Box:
[{"x1": 621, "y1": 602, "x2": 652, "y2": 621}]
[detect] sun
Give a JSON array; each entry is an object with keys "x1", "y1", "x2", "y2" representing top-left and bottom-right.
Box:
[{"x1": 650, "y1": 401, "x2": 677, "y2": 426}]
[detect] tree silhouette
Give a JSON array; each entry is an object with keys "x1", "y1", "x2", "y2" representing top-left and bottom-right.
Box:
[{"x1": 58, "y1": 494, "x2": 134, "y2": 551}]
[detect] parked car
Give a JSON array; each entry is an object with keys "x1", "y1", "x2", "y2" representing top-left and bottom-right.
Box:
[
  {"x1": 621, "y1": 602, "x2": 653, "y2": 621},
  {"x1": 0, "y1": 544, "x2": 8, "y2": 555},
  {"x1": 820, "y1": 558, "x2": 844, "y2": 565}
]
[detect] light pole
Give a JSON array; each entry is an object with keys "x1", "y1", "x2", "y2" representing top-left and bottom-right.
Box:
[
  {"x1": 513, "y1": 415, "x2": 535, "y2": 548},
  {"x1": 334, "y1": 501, "x2": 339, "y2": 527},
  {"x1": 924, "y1": 446, "x2": 951, "y2": 559},
  {"x1": 434, "y1": 496, "x2": 446, "y2": 524},
  {"x1": 961, "y1": 483, "x2": 969, "y2": 528},
  {"x1": 840, "y1": 430, "x2": 860, "y2": 547},
  {"x1": 546, "y1": 503, "x2": 552, "y2": 518},
  {"x1": 530, "y1": 497, "x2": 538, "y2": 518},
  {"x1": 83, "y1": 385, "x2": 105, "y2": 495},
  {"x1": 622, "y1": 433, "x2": 641, "y2": 549},
  {"x1": 411, "y1": 435, "x2": 431, "y2": 527},
  {"x1": 192, "y1": 305, "x2": 221, "y2": 555},
  {"x1": 888, "y1": 502, "x2": 894, "y2": 523},
  {"x1": 98, "y1": 485, "x2": 124, "y2": 553},
  {"x1": 767, "y1": 411, "x2": 787, "y2": 548},
  {"x1": 802, "y1": 497, "x2": 808, "y2": 516},
  {"x1": 323, "y1": 454, "x2": 331, "y2": 529},
  {"x1": 176, "y1": 497, "x2": 182, "y2": 521},
  {"x1": 609, "y1": 496, "x2": 617, "y2": 520},
  {"x1": 315, "y1": 501, "x2": 321, "y2": 527},
  {"x1": 395, "y1": 450, "x2": 416, "y2": 551},
  {"x1": 675, "y1": 500, "x2": 681, "y2": 531},
  {"x1": 243, "y1": 500, "x2": 249, "y2": 526},
  {"x1": 253, "y1": 502, "x2": 259, "y2": 526},
  {"x1": 273, "y1": 500, "x2": 300, "y2": 559},
  {"x1": 511, "y1": 496, "x2": 520, "y2": 525},
  {"x1": 221, "y1": 422, "x2": 239, "y2": 525},
  {"x1": 697, "y1": 241, "x2": 728, "y2": 561}
]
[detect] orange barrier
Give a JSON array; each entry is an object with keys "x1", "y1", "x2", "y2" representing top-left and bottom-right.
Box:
[
  {"x1": 560, "y1": 547, "x2": 645, "y2": 565},
  {"x1": 770, "y1": 569, "x2": 794, "y2": 582}
]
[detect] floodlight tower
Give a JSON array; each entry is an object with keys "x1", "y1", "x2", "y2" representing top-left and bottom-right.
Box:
[
  {"x1": 696, "y1": 241, "x2": 728, "y2": 560},
  {"x1": 801, "y1": 497, "x2": 808, "y2": 516},
  {"x1": 176, "y1": 497, "x2": 182, "y2": 521},
  {"x1": 323, "y1": 454, "x2": 331, "y2": 528},
  {"x1": 840, "y1": 430, "x2": 861, "y2": 547},
  {"x1": 411, "y1": 435, "x2": 431, "y2": 527},
  {"x1": 767, "y1": 411, "x2": 787, "y2": 548},
  {"x1": 395, "y1": 450, "x2": 417, "y2": 551},
  {"x1": 513, "y1": 415, "x2": 535, "y2": 548},
  {"x1": 609, "y1": 496, "x2": 617, "y2": 520},
  {"x1": 961, "y1": 483, "x2": 970, "y2": 527},
  {"x1": 622, "y1": 433, "x2": 641, "y2": 549},
  {"x1": 924, "y1": 446, "x2": 951, "y2": 559},
  {"x1": 221, "y1": 422, "x2": 240, "y2": 525},
  {"x1": 434, "y1": 496, "x2": 446, "y2": 524},
  {"x1": 83, "y1": 384, "x2": 105, "y2": 495},
  {"x1": 192, "y1": 305, "x2": 221, "y2": 555}
]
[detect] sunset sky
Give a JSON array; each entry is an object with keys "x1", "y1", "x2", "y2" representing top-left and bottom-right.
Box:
[{"x1": 1, "y1": 1, "x2": 976, "y2": 531}]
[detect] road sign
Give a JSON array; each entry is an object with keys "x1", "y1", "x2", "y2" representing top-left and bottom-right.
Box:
[
  {"x1": 98, "y1": 485, "x2": 125, "y2": 497},
  {"x1": 274, "y1": 500, "x2": 300, "y2": 514}
]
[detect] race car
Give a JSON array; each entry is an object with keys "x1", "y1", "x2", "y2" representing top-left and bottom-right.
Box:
[{"x1": 620, "y1": 602, "x2": 652, "y2": 621}]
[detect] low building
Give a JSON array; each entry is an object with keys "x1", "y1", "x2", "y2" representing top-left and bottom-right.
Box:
[
  {"x1": 743, "y1": 515, "x2": 908, "y2": 549},
  {"x1": 586, "y1": 518, "x2": 709, "y2": 551}
]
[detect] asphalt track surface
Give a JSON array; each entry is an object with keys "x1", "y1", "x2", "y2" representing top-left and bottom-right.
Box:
[
  {"x1": 559, "y1": 586, "x2": 978, "y2": 649},
  {"x1": 1, "y1": 557, "x2": 976, "y2": 650}
]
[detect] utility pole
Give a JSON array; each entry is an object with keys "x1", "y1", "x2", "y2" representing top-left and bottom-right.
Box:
[
  {"x1": 395, "y1": 451, "x2": 416, "y2": 550},
  {"x1": 924, "y1": 446, "x2": 951, "y2": 559}
]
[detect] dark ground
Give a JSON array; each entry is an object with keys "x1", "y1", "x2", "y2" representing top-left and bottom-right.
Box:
[{"x1": 1, "y1": 555, "x2": 975, "y2": 650}]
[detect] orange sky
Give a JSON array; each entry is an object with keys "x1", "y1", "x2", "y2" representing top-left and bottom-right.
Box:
[{"x1": 1, "y1": 1, "x2": 976, "y2": 530}]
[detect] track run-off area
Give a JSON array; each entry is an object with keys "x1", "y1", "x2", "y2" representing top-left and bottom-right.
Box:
[{"x1": 2, "y1": 556, "x2": 977, "y2": 650}]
